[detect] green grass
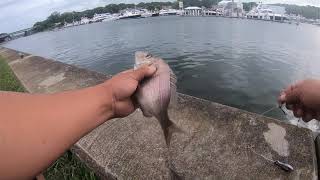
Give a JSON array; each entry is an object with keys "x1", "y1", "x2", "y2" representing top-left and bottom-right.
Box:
[
  {"x1": 44, "y1": 151, "x2": 98, "y2": 180},
  {"x1": 0, "y1": 56, "x2": 25, "y2": 92},
  {"x1": 0, "y1": 56, "x2": 99, "y2": 180}
]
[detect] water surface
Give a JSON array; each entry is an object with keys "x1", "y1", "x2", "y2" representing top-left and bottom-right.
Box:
[{"x1": 5, "y1": 16, "x2": 320, "y2": 125}]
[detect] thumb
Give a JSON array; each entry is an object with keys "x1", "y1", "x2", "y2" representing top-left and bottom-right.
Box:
[
  {"x1": 283, "y1": 88, "x2": 301, "y2": 105},
  {"x1": 131, "y1": 64, "x2": 157, "y2": 82}
]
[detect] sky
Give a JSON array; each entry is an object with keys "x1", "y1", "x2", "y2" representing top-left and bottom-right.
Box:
[{"x1": 1, "y1": 0, "x2": 320, "y2": 33}]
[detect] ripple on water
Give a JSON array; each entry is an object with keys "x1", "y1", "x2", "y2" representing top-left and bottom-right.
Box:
[{"x1": 4, "y1": 17, "x2": 320, "y2": 130}]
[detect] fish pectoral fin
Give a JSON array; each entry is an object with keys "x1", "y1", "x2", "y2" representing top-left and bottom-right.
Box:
[{"x1": 140, "y1": 109, "x2": 153, "y2": 117}]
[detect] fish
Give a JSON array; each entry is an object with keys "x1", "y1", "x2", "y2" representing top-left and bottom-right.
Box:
[{"x1": 134, "y1": 51, "x2": 178, "y2": 145}]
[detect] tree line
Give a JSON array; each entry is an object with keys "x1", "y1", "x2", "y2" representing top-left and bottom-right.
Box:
[
  {"x1": 274, "y1": 4, "x2": 320, "y2": 20},
  {"x1": 32, "y1": 0, "x2": 223, "y2": 32},
  {"x1": 32, "y1": 1, "x2": 320, "y2": 32}
]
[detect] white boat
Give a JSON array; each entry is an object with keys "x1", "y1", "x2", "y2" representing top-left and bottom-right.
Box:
[
  {"x1": 102, "y1": 14, "x2": 119, "y2": 22},
  {"x1": 141, "y1": 12, "x2": 153, "y2": 18},
  {"x1": 119, "y1": 10, "x2": 141, "y2": 19},
  {"x1": 246, "y1": 3, "x2": 287, "y2": 21},
  {"x1": 92, "y1": 13, "x2": 113, "y2": 22},
  {"x1": 159, "y1": 9, "x2": 178, "y2": 16},
  {"x1": 139, "y1": 9, "x2": 153, "y2": 18},
  {"x1": 80, "y1": 17, "x2": 90, "y2": 24}
]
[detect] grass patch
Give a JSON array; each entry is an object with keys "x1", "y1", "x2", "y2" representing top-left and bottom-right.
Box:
[
  {"x1": 0, "y1": 56, "x2": 98, "y2": 180},
  {"x1": 0, "y1": 56, "x2": 25, "y2": 92},
  {"x1": 44, "y1": 151, "x2": 98, "y2": 180}
]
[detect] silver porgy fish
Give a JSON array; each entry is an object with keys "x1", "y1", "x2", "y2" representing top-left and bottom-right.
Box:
[{"x1": 134, "y1": 51, "x2": 178, "y2": 145}]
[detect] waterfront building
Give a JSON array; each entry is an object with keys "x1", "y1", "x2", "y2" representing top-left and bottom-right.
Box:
[
  {"x1": 218, "y1": 0, "x2": 244, "y2": 17},
  {"x1": 184, "y1": 7, "x2": 202, "y2": 16},
  {"x1": 246, "y1": 2, "x2": 286, "y2": 21},
  {"x1": 80, "y1": 17, "x2": 90, "y2": 24}
]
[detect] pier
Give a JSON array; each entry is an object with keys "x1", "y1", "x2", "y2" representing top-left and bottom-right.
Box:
[{"x1": 0, "y1": 47, "x2": 318, "y2": 179}]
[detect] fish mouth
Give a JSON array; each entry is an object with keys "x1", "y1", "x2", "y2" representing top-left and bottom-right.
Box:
[
  {"x1": 134, "y1": 51, "x2": 155, "y2": 69},
  {"x1": 146, "y1": 53, "x2": 152, "y2": 58},
  {"x1": 134, "y1": 60, "x2": 153, "y2": 70}
]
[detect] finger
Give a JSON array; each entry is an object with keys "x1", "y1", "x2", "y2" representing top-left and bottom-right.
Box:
[
  {"x1": 283, "y1": 88, "x2": 301, "y2": 105},
  {"x1": 284, "y1": 82, "x2": 302, "y2": 94},
  {"x1": 302, "y1": 111, "x2": 314, "y2": 122},
  {"x1": 279, "y1": 83, "x2": 301, "y2": 104},
  {"x1": 293, "y1": 104, "x2": 304, "y2": 117},
  {"x1": 286, "y1": 104, "x2": 293, "y2": 110},
  {"x1": 131, "y1": 64, "x2": 157, "y2": 82},
  {"x1": 293, "y1": 108, "x2": 303, "y2": 118},
  {"x1": 316, "y1": 112, "x2": 320, "y2": 121}
]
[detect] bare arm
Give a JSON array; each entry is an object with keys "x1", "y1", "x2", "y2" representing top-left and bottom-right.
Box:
[{"x1": 0, "y1": 65, "x2": 156, "y2": 179}]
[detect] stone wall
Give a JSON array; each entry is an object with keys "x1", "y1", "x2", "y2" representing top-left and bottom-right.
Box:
[{"x1": 0, "y1": 47, "x2": 317, "y2": 179}]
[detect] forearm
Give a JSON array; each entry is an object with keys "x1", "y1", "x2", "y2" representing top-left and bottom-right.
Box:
[{"x1": 0, "y1": 84, "x2": 113, "y2": 179}]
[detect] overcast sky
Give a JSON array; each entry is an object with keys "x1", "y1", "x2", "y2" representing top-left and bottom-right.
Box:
[{"x1": 1, "y1": 0, "x2": 320, "y2": 33}]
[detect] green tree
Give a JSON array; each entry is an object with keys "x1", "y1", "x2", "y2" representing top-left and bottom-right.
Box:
[
  {"x1": 274, "y1": 4, "x2": 320, "y2": 19},
  {"x1": 47, "y1": 12, "x2": 61, "y2": 23},
  {"x1": 243, "y1": 2, "x2": 257, "y2": 12},
  {"x1": 32, "y1": 1, "x2": 228, "y2": 32}
]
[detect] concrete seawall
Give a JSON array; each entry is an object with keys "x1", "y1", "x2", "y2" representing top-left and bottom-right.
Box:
[{"x1": 0, "y1": 47, "x2": 317, "y2": 179}]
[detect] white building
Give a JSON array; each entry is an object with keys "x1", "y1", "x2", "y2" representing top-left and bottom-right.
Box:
[
  {"x1": 218, "y1": 0, "x2": 244, "y2": 17},
  {"x1": 246, "y1": 3, "x2": 286, "y2": 21},
  {"x1": 184, "y1": 7, "x2": 202, "y2": 16},
  {"x1": 80, "y1": 17, "x2": 90, "y2": 24}
]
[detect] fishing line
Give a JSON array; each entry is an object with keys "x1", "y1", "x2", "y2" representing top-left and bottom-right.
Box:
[
  {"x1": 259, "y1": 104, "x2": 301, "y2": 127},
  {"x1": 260, "y1": 105, "x2": 279, "y2": 116},
  {"x1": 254, "y1": 104, "x2": 294, "y2": 172}
]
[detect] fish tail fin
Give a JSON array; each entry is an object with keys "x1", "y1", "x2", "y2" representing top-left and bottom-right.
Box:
[
  {"x1": 166, "y1": 121, "x2": 184, "y2": 145},
  {"x1": 160, "y1": 113, "x2": 184, "y2": 146}
]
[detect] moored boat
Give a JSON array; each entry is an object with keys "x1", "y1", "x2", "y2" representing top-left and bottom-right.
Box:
[{"x1": 119, "y1": 10, "x2": 141, "y2": 19}]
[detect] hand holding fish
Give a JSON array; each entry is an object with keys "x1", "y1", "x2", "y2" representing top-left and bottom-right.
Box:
[
  {"x1": 0, "y1": 52, "x2": 173, "y2": 179},
  {"x1": 278, "y1": 79, "x2": 320, "y2": 122},
  {"x1": 103, "y1": 64, "x2": 157, "y2": 118}
]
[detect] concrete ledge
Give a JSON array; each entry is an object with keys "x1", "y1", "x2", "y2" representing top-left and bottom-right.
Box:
[{"x1": 0, "y1": 47, "x2": 317, "y2": 179}]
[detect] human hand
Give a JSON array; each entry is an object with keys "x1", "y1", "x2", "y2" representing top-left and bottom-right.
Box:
[
  {"x1": 103, "y1": 64, "x2": 156, "y2": 118},
  {"x1": 278, "y1": 79, "x2": 320, "y2": 122}
]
